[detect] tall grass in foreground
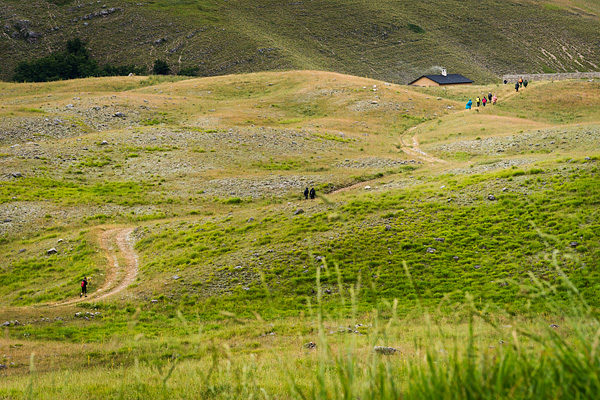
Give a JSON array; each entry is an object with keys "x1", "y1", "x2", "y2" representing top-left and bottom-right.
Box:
[{"x1": 2, "y1": 255, "x2": 599, "y2": 399}]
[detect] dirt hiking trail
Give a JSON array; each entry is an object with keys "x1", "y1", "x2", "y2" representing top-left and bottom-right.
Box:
[{"x1": 52, "y1": 227, "x2": 138, "y2": 306}]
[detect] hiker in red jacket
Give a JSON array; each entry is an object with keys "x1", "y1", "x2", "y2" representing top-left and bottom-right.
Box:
[{"x1": 80, "y1": 277, "x2": 88, "y2": 298}]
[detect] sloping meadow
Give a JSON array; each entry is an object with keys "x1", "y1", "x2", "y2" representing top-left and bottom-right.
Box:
[{"x1": 131, "y1": 156, "x2": 600, "y2": 317}]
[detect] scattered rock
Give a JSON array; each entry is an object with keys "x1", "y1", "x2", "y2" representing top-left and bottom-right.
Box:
[
  {"x1": 550, "y1": 324, "x2": 559, "y2": 329},
  {"x1": 502, "y1": 187, "x2": 508, "y2": 192},
  {"x1": 247, "y1": 217, "x2": 254, "y2": 222},
  {"x1": 426, "y1": 247, "x2": 436, "y2": 254},
  {"x1": 374, "y1": 346, "x2": 399, "y2": 355},
  {"x1": 1, "y1": 321, "x2": 9, "y2": 327},
  {"x1": 47, "y1": 248, "x2": 58, "y2": 255},
  {"x1": 173, "y1": 275, "x2": 181, "y2": 280},
  {"x1": 303, "y1": 342, "x2": 317, "y2": 349},
  {"x1": 99, "y1": 140, "x2": 109, "y2": 145},
  {"x1": 453, "y1": 256, "x2": 459, "y2": 260},
  {"x1": 113, "y1": 112, "x2": 125, "y2": 118},
  {"x1": 474, "y1": 265, "x2": 481, "y2": 270},
  {"x1": 570, "y1": 241, "x2": 578, "y2": 248},
  {"x1": 293, "y1": 208, "x2": 304, "y2": 215},
  {"x1": 434, "y1": 238, "x2": 445, "y2": 243},
  {"x1": 385, "y1": 225, "x2": 392, "y2": 231},
  {"x1": 364, "y1": 186, "x2": 371, "y2": 190},
  {"x1": 151, "y1": 299, "x2": 159, "y2": 303},
  {"x1": 11, "y1": 172, "x2": 23, "y2": 178},
  {"x1": 487, "y1": 194, "x2": 496, "y2": 201}
]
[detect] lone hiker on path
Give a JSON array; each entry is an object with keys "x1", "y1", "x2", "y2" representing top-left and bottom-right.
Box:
[
  {"x1": 80, "y1": 277, "x2": 88, "y2": 298},
  {"x1": 515, "y1": 82, "x2": 519, "y2": 92},
  {"x1": 466, "y1": 99, "x2": 472, "y2": 110},
  {"x1": 309, "y1": 187, "x2": 316, "y2": 199},
  {"x1": 303, "y1": 187, "x2": 309, "y2": 200}
]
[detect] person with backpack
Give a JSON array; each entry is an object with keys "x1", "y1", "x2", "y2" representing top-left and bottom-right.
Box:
[
  {"x1": 519, "y1": 78, "x2": 523, "y2": 87},
  {"x1": 488, "y1": 92, "x2": 492, "y2": 102},
  {"x1": 515, "y1": 82, "x2": 519, "y2": 92},
  {"x1": 523, "y1": 79, "x2": 528, "y2": 88},
  {"x1": 309, "y1": 188, "x2": 316, "y2": 199},
  {"x1": 80, "y1": 277, "x2": 88, "y2": 298},
  {"x1": 466, "y1": 99, "x2": 472, "y2": 110},
  {"x1": 492, "y1": 94, "x2": 497, "y2": 105},
  {"x1": 482, "y1": 97, "x2": 487, "y2": 107},
  {"x1": 476, "y1": 96, "x2": 481, "y2": 107},
  {"x1": 303, "y1": 187, "x2": 309, "y2": 200}
]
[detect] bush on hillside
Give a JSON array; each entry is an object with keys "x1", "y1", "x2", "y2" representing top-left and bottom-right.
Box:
[
  {"x1": 12, "y1": 38, "x2": 146, "y2": 82},
  {"x1": 100, "y1": 64, "x2": 147, "y2": 77},
  {"x1": 13, "y1": 38, "x2": 98, "y2": 82},
  {"x1": 178, "y1": 66, "x2": 199, "y2": 76},
  {"x1": 407, "y1": 23, "x2": 425, "y2": 34},
  {"x1": 153, "y1": 59, "x2": 170, "y2": 75}
]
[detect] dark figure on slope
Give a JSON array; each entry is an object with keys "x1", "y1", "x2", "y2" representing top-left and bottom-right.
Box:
[
  {"x1": 515, "y1": 82, "x2": 519, "y2": 92},
  {"x1": 488, "y1": 92, "x2": 492, "y2": 102},
  {"x1": 309, "y1": 188, "x2": 316, "y2": 199},
  {"x1": 80, "y1": 277, "x2": 88, "y2": 298},
  {"x1": 523, "y1": 79, "x2": 528, "y2": 88},
  {"x1": 303, "y1": 187, "x2": 309, "y2": 200}
]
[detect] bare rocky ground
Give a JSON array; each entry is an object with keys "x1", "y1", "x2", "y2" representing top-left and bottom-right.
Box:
[{"x1": 427, "y1": 124, "x2": 600, "y2": 158}]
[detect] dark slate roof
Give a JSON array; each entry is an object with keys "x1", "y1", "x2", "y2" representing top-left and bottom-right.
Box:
[{"x1": 410, "y1": 74, "x2": 473, "y2": 85}]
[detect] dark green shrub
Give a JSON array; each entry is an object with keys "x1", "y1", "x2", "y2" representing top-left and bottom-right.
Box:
[
  {"x1": 407, "y1": 23, "x2": 425, "y2": 33},
  {"x1": 153, "y1": 59, "x2": 170, "y2": 75}
]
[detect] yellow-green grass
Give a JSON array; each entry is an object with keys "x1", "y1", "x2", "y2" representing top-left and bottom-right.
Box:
[{"x1": 0, "y1": 279, "x2": 597, "y2": 399}]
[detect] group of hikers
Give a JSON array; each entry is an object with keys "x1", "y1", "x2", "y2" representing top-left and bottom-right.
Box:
[
  {"x1": 466, "y1": 92, "x2": 497, "y2": 110},
  {"x1": 513, "y1": 77, "x2": 529, "y2": 92},
  {"x1": 303, "y1": 187, "x2": 316, "y2": 200},
  {"x1": 465, "y1": 78, "x2": 531, "y2": 110}
]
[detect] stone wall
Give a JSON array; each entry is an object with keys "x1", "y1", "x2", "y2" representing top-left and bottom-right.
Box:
[{"x1": 502, "y1": 72, "x2": 600, "y2": 83}]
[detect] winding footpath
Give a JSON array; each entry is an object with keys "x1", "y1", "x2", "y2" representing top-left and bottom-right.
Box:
[
  {"x1": 399, "y1": 127, "x2": 447, "y2": 164},
  {"x1": 52, "y1": 227, "x2": 138, "y2": 306}
]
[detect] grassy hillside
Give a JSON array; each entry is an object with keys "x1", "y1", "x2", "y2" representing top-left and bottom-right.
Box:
[
  {"x1": 1, "y1": 0, "x2": 599, "y2": 83},
  {"x1": 0, "y1": 72, "x2": 599, "y2": 397}
]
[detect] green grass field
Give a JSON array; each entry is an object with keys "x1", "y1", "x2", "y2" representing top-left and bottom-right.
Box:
[{"x1": 0, "y1": 72, "x2": 599, "y2": 398}]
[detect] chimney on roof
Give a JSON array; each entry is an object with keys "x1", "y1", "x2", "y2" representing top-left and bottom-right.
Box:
[{"x1": 441, "y1": 68, "x2": 447, "y2": 77}]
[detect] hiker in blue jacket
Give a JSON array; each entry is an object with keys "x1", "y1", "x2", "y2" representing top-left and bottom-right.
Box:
[{"x1": 466, "y1": 99, "x2": 472, "y2": 110}]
